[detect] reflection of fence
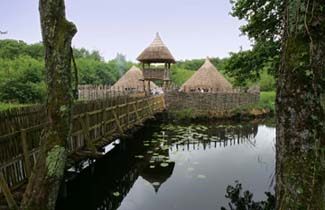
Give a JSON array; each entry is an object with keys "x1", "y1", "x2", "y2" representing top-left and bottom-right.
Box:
[
  {"x1": 168, "y1": 125, "x2": 259, "y2": 152},
  {"x1": 0, "y1": 95, "x2": 165, "y2": 194}
]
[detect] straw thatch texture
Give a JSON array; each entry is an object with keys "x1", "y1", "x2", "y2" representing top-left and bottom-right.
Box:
[
  {"x1": 137, "y1": 33, "x2": 176, "y2": 63},
  {"x1": 112, "y1": 66, "x2": 159, "y2": 91},
  {"x1": 180, "y1": 58, "x2": 233, "y2": 92}
]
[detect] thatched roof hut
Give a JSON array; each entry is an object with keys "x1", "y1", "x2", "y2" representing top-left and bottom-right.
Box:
[
  {"x1": 112, "y1": 66, "x2": 158, "y2": 91},
  {"x1": 137, "y1": 33, "x2": 176, "y2": 64},
  {"x1": 180, "y1": 58, "x2": 233, "y2": 92}
]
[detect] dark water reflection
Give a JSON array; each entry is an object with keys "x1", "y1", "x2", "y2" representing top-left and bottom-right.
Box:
[{"x1": 56, "y1": 121, "x2": 276, "y2": 210}]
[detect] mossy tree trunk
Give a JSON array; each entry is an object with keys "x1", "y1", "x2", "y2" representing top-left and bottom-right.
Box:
[
  {"x1": 276, "y1": 0, "x2": 325, "y2": 209},
  {"x1": 20, "y1": 0, "x2": 77, "y2": 210}
]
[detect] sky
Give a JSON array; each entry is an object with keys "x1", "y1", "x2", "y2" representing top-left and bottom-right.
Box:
[{"x1": 0, "y1": 0, "x2": 252, "y2": 62}]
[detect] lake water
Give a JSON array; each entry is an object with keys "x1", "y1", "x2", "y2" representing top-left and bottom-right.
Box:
[{"x1": 56, "y1": 120, "x2": 276, "y2": 210}]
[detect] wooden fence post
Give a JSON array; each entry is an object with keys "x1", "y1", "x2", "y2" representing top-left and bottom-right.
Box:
[
  {"x1": 133, "y1": 102, "x2": 140, "y2": 122},
  {"x1": 147, "y1": 98, "x2": 153, "y2": 115},
  {"x1": 78, "y1": 113, "x2": 96, "y2": 151},
  {"x1": 112, "y1": 108, "x2": 123, "y2": 134},
  {"x1": 21, "y1": 129, "x2": 32, "y2": 178},
  {"x1": 0, "y1": 172, "x2": 18, "y2": 210}
]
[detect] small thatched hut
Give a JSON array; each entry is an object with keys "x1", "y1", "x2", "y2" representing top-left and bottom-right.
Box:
[
  {"x1": 180, "y1": 58, "x2": 233, "y2": 93},
  {"x1": 137, "y1": 33, "x2": 176, "y2": 64},
  {"x1": 112, "y1": 66, "x2": 158, "y2": 92}
]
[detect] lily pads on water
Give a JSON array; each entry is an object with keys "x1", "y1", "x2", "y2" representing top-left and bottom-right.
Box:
[
  {"x1": 135, "y1": 155, "x2": 144, "y2": 159},
  {"x1": 197, "y1": 174, "x2": 207, "y2": 179},
  {"x1": 161, "y1": 146, "x2": 169, "y2": 150},
  {"x1": 149, "y1": 165, "x2": 155, "y2": 169},
  {"x1": 160, "y1": 162, "x2": 169, "y2": 167},
  {"x1": 152, "y1": 182, "x2": 160, "y2": 186},
  {"x1": 112, "y1": 192, "x2": 120, "y2": 197}
]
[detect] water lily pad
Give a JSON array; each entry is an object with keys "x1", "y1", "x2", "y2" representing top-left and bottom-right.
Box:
[
  {"x1": 152, "y1": 182, "x2": 160, "y2": 186},
  {"x1": 160, "y1": 162, "x2": 169, "y2": 167},
  {"x1": 144, "y1": 144, "x2": 150, "y2": 147},
  {"x1": 197, "y1": 174, "x2": 207, "y2": 179},
  {"x1": 149, "y1": 160, "x2": 155, "y2": 163},
  {"x1": 147, "y1": 151, "x2": 153, "y2": 154},
  {"x1": 112, "y1": 192, "x2": 120, "y2": 197},
  {"x1": 149, "y1": 165, "x2": 155, "y2": 169},
  {"x1": 135, "y1": 155, "x2": 144, "y2": 159},
  {"x1": 161, "y1": 146, "x2": 169, "y2": 150}
]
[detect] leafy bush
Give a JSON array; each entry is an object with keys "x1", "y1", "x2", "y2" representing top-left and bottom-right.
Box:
[{"x1": 0, "y1": 79, "x2": 46, "y2": 103}]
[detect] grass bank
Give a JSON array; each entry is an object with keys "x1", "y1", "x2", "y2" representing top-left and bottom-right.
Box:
[
  {"x1": 234, "y1": 91, "x2": 275, "y2": 114},
  {"x1": 0, "y1": 103, "x2": 32, "y2": 111}
]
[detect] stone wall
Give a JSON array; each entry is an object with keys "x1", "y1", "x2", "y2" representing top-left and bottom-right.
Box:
[{"x1": 164, "y1": 91, "x2": 260, "y2": 113}]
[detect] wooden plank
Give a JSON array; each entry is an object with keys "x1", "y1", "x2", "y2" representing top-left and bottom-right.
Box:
[
  {"x1": 21, "y1": 129, "x2": 31, "y2": 178},
  {"x1": 133, "y1": 102, "x2": 140, "y2": 122},
  {"x1": 112, "y1": 109, "x2": 123, "y2": 134}
]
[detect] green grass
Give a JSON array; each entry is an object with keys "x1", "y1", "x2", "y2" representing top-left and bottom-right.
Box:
[
  {"x1": 234, "y1": 91, "x2": 276, "y2": 114},
  {"x1": 258, "y1": 91, "x2": 276, "y2": 110},
  {"x1": 0, "y1": 103, "x2": 32, "y2": 111}
]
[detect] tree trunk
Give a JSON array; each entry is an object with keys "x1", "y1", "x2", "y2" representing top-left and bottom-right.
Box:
[
  {"x1": 276, "y1": 0, "x2": 325, "y2": 209},
  {"x1": 20, "y1": 1, "x2": 77, "y2": 210}
]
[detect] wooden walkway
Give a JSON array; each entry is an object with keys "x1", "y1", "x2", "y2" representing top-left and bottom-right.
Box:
[{"x1": 0, "y1": 95, "x2": 165, "y2": 201}]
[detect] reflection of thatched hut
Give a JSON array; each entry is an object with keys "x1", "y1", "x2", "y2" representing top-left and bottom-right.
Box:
[
  {"x1": 112, "y1": 66, "x2": 158, "y2": 92},
  {"x1": 140, "y1": 161, "x2": 175, "y2": 193},
  {"x1": 180, "y1": 58, "x2": 233, "y2": 93},
  {"x1": 139, "y1": 146, "x2": 175, "y2": 193}
]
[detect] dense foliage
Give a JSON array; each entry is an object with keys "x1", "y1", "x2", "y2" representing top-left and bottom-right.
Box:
[
  {"x1": 224, "y1": 0, "x2": 283, "y2": 86},
  {"x1": 0, "y1": 39, "x2": 132, "y2": 103}
]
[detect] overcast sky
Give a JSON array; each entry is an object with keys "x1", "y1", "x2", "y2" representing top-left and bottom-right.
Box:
[{"x1": 1, "y1": 0, "x2": 251, "y2": 61}]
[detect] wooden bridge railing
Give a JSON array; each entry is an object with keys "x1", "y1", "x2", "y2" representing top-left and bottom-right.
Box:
[{"x1": 0, "y1": 95, "x2": 165, "y2": 194}]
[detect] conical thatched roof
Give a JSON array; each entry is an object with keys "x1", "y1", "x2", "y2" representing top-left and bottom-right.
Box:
[
  {"x1": 137, "y1": 33, "x2": 176, "y2": 63},
  {"x1": 112, "y1": 66, "x2": 158, "y2": 91},
  {"x1": 180, "y1": 58, "x2": 233, "y2": 92}
]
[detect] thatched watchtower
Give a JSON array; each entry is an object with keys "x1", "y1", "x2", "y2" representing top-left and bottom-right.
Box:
[{"x1": 137, "y1": 33, "x2": 176, "y2": 93}]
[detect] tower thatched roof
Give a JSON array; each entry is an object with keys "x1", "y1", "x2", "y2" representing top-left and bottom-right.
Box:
[
  {"x1": 112, "y1": 66, "x2": 158, "y2": 91},
  {"x1": 137, "y1": 33, "x2": 176, "y2": 63},
  {"x1": 180, "y1": 58, "x2": 233, "y2": 92}
]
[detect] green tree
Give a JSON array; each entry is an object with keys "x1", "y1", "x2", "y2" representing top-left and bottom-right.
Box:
[
  {"x1": 275, "y1": 0, "x2": 325, "y2": 209},
  {"x1": 225, "y1": 0, "x2": 284, "y2": 85},
  {"x1": 21, "y1": 0, "x2": 77, "y2": 209}
]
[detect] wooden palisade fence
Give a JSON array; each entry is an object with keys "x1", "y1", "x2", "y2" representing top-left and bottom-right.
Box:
[{"x1": 0, "y1": 94, "x2": 165, "y2": 199}]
